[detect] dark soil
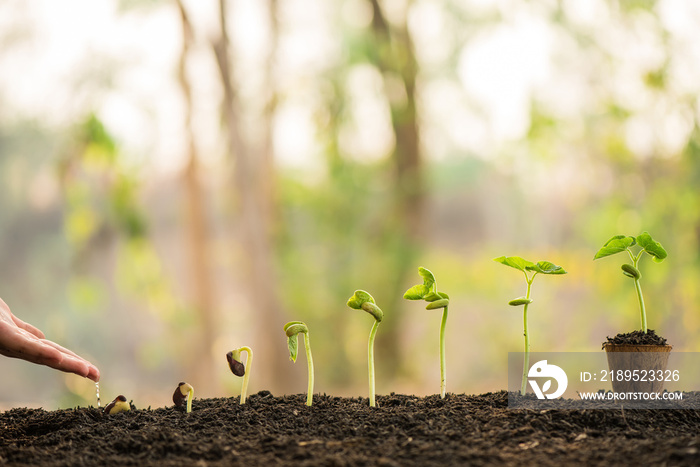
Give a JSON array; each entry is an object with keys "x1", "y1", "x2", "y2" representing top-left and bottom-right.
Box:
[
  {"x1": 603, "y1": 329, "x2": 669, "y2": 347},
  {"x1": 1, "y1": 391, "x2": 699, "y2": 466}
]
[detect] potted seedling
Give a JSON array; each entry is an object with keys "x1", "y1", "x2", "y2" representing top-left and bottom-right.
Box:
[
  {"x1": 173, "y1": 382, "x2": 194, "y2": 413},
  {"x1": 402, "y1": 267, "x2": 450, "y2": 399},
  {"x1": 346, "y1": 290, "x2": 384, "y2": 407},
  {"x1": 594, "y1": 232, "x2": 672, "y2": 393},
  {"x1": 103, "y1": 395, "x2": 130, "y2": 415},
  {"x1": 495, "y1": 256, "x2": 567, "y2": 396},
  {"x1": 283, "y1": 321, "x2": 315, "y2": 406},
  {"x1": 226, "y1": 346, "x2": 253, "y2": 404}
]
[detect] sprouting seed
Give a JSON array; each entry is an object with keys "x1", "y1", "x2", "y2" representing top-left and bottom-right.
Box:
[
  {"x1": 226, "y1": 346, "x2": 253, "y2": 404},
  {"x1": 104, "y1": 395, "x2": 130, "y2": 415},
  {"x1": 173, "y1": 382, "x2": 194, "y2": 413}
]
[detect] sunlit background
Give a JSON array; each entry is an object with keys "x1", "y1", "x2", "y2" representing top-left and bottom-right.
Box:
[{"x1": 1, "y1": 0, "x2": 700, "y2": 410}]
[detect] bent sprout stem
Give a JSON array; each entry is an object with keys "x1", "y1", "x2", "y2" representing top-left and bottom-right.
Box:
[
  {"x1": 227, "y1": 346, "x2": 253, "y2": 404},
  {"x1": 173, "y1": 382, "x2": 194, "y2": 413},
  {"x1": 347, "y1": 290, "x2": 383, "y2": 407},
  {"x1": 283, "y1": 321, "x2": 315, "y2": 406}
]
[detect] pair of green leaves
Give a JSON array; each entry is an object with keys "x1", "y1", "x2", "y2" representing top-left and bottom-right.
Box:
[
  {"x1": 593, "y1": 232, "x2": 667, "y2": 263},
  {"x1": 493, "y1": 256, "x2": 567, "y2": 275},
  {"x1": 494, "y1": 256, "x2": 566, "y2": 307},
  {"x1": 403, "y1": 267, "x2": 449, "y2": 309}
]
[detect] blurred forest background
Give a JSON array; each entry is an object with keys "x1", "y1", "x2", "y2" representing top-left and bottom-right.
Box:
[{"x1": 1, "y1": 0, "x2": 700, "y2": 409}]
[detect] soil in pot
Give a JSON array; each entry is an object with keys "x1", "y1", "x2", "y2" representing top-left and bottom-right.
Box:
[
  {"x1": 603, "y1": 329, "x2": 673, "y2": 394},
  {"x1": 603, "y1": 329, "x2": 668, "y2": 346},
  {"x1": 2, "y1": 391, "x2": 700, "y2": 466}
]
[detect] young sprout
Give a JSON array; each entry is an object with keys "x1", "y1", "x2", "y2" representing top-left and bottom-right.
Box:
[
  {"x1": 494, "y1": 256, "x2": 567, "y2": 396},
  {"x1": 593, "y1": 232, "x2": 667, "y2": 333},
  {"x1": 346, "y1": 290, "x2": 384, "y2": 407},
  {"x1": 403, "y1": 267, "x2": 450, "y2": 399},
  {"x1": 104, "y1": 395, "x2": 130, "y2": 415},
  {"x1": 283, "y1": 321, "x2": 314, "y2": 406},
  {"x1": 173, "y1": 382, "x2": 194, "y2": 413},
  {"x1": 226, "y1": 346, "x2": 253, "y2": 404}
]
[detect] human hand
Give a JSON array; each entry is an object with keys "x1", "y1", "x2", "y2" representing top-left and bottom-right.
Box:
[{"x1": 0, "y1": 297, "x2": 100, "y2": 381}]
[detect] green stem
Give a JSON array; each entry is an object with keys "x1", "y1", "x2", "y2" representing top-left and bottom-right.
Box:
[
  {"x1": 634, "y1": 275, "x2": 647, "y2": 333},
  {"x1": 629, "y1": 250, "x2": 647, "y2": 333},
  {"x1": 439, "y1": 305, "x2": 448, "y2": 399},
  {"x1": 303, "y1": 333, "x2": 314, "y2": 406},
  {"x1": 520, "y1": 276, "x2": 533, "y2": 396},
  {"x1": 635, "y1": 278, "x2": 647, "y2": 332},
  {"x1": 186, "y1": 388, "x2": 193, "y2": 414},
  {"x1": 368, "y1": 320, "x2": 380, "y2": 407},
  {"x1": 239, "y1": 346, "x2": 253, "y2": 405}
]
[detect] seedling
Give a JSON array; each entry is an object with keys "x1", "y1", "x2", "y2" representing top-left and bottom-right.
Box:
[
  {"x1": 226, "y1": 346, "x2": 253, "y2": 404},
  {"x1": 104, "y1": 395, "x2": 130, "y2": 415},
  {"x1": 346, "y1": 290, "x2": 384, "y2": 407},
  {"x1": 173, "y1": 382, "x2": 194, "y2": 413},
  {"x1": 283, "y1": 321, "x2": 315, "y2": 406},
  {"x1": 593, "y1": 232, "x2": 667, "y2": 333},
  {"x1": 402, "y1": 267, "x2": 450, "y2": 399},
  {"x1": 494, "y1": 256, "x2": 566, "y2": 396}
]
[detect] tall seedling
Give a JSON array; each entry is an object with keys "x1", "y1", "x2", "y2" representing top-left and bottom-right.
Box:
[
  {"x1": 283, "y1": 321, "x2": 315, "y2": 406},
  {"x1": 494, "y1": 257, "x2": 567, "y2": 396},
  {"x1": 346, "y1": 290, "x2": 384, "y2": 407},
  {"x1": 403, "y1": 267, "x2": 450, "y2": 399},
  {"x1": 593, "y1": 232, "x2": 667, "y2": 333}
]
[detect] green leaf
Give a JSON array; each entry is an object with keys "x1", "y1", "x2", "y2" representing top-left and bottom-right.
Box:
[
  {"x1": 529, "y1": 261, "x2": 567, "y2": 275},
  {"x1": 494, "y1": 256, "x2": 535, "y2": 272},
  {"x1": 287, "y1": 335, "x2": 298, "y2": 362},
  {"x1": 347, "y1": 290, "x2": 375, "y2": 309},
  {"x1": 509, "y1": 297, "x2": 533, "y2": 306},
  {"x1": 594, "y1": 235, "x2": 636, "y2": 260},
  {"x1": 636, "y1": 232, "x2": 667, "y2": 263},
  {"x1": 403, "y1": 284, "x2": 429, "y2": 300},
  {"x1": 404, "y1": 266, "x2": 439, "y2": 300},
  {"x1": 418, "y1": 267, "x2": 436, "y2": 292}
]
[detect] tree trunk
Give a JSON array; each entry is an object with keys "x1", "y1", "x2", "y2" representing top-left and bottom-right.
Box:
[
  {"x1": 176, "y1": 0, "x2": 217, "y2": 396},
  {"x1": 369, "y1": 0, "x2": 425, "y2": 378},
  {"x1": 212, "y1": 0, "x2": 294, "y2": 393}
]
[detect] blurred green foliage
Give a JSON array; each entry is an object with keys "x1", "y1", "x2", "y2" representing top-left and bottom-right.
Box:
[{"x1": 1, "y1": 0, "x2": 700, "y2": 409}]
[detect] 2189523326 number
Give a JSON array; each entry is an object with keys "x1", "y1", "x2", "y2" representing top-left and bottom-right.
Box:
[{"x1": 600, "y1": 369, "x2": 680, "y2": 382}]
